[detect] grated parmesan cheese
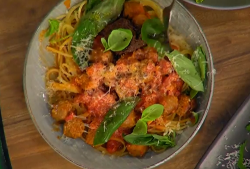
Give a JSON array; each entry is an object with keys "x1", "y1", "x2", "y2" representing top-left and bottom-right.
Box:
[
  {"x1": 103, "y1": 121, "x2": 107, "y2": 132},
  {"x1": 72, "y1": 34, "x2": 94, "y2": 70},
  {"x1": 217, "y1": 143, "x2": 250, "y2": 169}
]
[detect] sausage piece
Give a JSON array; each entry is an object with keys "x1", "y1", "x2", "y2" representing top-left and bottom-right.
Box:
[
  {"x1": 126, "y1": 144, "x2": 148, "y2": 157},
  {"x1": 51, "y1": 101, "x2": 72, "y2": 122},
  {"x1": 176, "y1": 95, "x2": 191, "y2": 117},
  {"x1": 63, "y1": 118, "x2": 85, "y2": 139},
  {"x1": 158, "y1": 95, "x2": 178, "y2": 117}
]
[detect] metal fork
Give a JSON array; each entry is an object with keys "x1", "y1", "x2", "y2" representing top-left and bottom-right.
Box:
[
  {"x1": 163, "y1": 0, "x2": 175, "y2": 29},
  {"x1": 163, "y1": 0, "x2": 175, "y2": 52}
]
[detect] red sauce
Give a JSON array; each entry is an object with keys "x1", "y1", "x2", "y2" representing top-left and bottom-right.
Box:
[
  {"x1": 160, "y1": 73, "x2": 184, "y2": 97},
  {"x1": 106, "y1": 140, "x2": 123, "y2": 154},
  {"x1": 75, "y1": 89, "x2": 116, "y2": 117},
  {"x1": 92, "y1": 35, "x2": 104, "y2": 50}
]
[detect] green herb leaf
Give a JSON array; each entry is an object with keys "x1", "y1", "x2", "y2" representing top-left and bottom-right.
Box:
[
  {"x1": 124, "y1": 133, "x2": 175, "y2": 147},
  {"x1": 192, "y1": 46, "x2": 207, "y2": 81},
  {"x1": 45, "y1": 19, "x2": 60, "y2": 37},
  {"x1": 190, "y1": 89, "x2": 198, "y2": 99},
  {"x1": 93, "y1": 97, "x2": 140, "y2": 146},
  {"x1": 166, "y1": 50, "x2": 204, "y2": 92},
  {"x1": 191, "y1": 51, "x2": 201, "y2": 77},
  {"x1": 133, "y1": 119, "x2": 148, "y2": 135},
  {"x1": 85, "y1": 0, "x2": 102, "y2": 13},
  {"x1": 141, "y1": 18, "x2": 171, "y2": 57},
  {"x1": 101, "y1": 38, "x2": 109, "y2": 50},
  {"x1": 189, "y1": 112, "x2": 199, "y2": 126},
  {"x1": 198, "y1": 48, "x2": 207, "y2": 81},
  {"x1": 105, "y1": 28, "x2": 133, "y2": 52},
  {"x1": 238, "y1": 141, "x2": 247, "y2": 169},
  {"x1": 196, "y1": 0, "x2": 204, "y2": 3},
  {"x1": 152, "y1": 134, "x2": 175, "y2": 145},
  {"x1": 246, "y1": 124, "x2": 250, "y2": 132},
  {"x1": 189, "y1": 46, "x2": 207, "y2": 98},
  {"x1": 124, "y1": 134, "x2": 154, "y2": 145},
  {"x1": 141, "y1": 104, "x2": 164, "y2": 122}
]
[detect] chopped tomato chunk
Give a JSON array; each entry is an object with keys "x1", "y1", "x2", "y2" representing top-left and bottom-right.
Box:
[{"x1": 65, "y1": 112, "x2": 75, "y2": 121}]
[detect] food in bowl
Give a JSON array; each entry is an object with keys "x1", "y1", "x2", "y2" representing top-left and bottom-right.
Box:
[{"x1": 42, "y1": 0, "x2": 207, "y2": 157}]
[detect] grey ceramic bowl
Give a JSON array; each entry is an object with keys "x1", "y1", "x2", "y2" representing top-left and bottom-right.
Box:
[
  {"x1": 184, "y1": 0, "x2": 250, "y2": 10},
  {"x1": 23, "y1": 0, "x2": 214, "y2": 168}
]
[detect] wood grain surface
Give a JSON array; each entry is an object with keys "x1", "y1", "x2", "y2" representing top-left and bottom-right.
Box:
[{"x1": 0, "y1": 0, "x2": 250, "y2": 169}]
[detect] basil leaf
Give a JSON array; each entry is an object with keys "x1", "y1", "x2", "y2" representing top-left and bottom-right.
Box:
[
  {"x1": 191, "y1": 50, "x2": 201, "y2": 77},
  {"x1": 190, "y1": 89, "x2": 198, "y2": 99},
  {"x1": 85, "y1": 0, "x2": 102, "y2": 13},
  {"x1": 152, "y1": 134, "x2": 169, "y2": 141},
  {"x1": 196, "y1": 0, "x2": 204, "y2": 3},
  {"x1": 93, "y1": 97, "x2": 140, "y2": 146},
  {"x1": 190, "y1": 46, "x2": 207, "y2": 98},
  {"x1": 152, "y1": 134, "x2": 175, "y2": 147},
  {"x1": 199, "y1": 47, "x2": 207, "y2": 81},
  {"x1": 45, "y1": 19, "x2": 60, "y2": 37},
  {"x1": 133, "y1": 119, "x2": 147, "y2": 134},
  {"x1": 123, "y1": 134, "x2": 154, "y2": 145},
  {"x1": 101, "y1": 38, "x2": 109, "y2": 51},
  {"x1": 238, "y1": 142, "x2": 247, "y2": 169},
  {"x1": 246, "y1": 124, "x2": 250, "y2": 132},
  {"x1": 106, "y1": 28, "x2": 133, "y2": 52},
  {"x1": 124, "y1": 133, "x2": 175, "y2": 147},
  {"x1": 141, "y1": 104, "x2": 164, "y2": 122},
  {"x1": 192, "y1": 46, "x2": 206, "y2": 81},
  {"x1": 141, "y1": 18, "x2": 171, "y2": 57},
  {"x1": 166, "y1": 50, "x2": 204, "y2": 92}
]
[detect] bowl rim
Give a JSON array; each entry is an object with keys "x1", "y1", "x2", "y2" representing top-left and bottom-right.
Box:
[
  {"x1": 23, "y1": 0, "x2": 215, "y2": 169},
  {"x1": 183, "y1": 0, "x2": 250, "y2": 10}
]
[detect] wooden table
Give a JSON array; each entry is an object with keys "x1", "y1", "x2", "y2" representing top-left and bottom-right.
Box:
[{"x1": 1, "y1": 0, "x2": 250, "y2": 168}]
